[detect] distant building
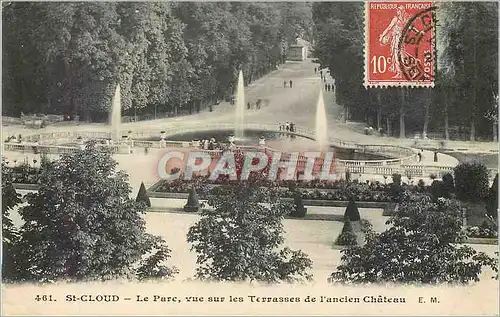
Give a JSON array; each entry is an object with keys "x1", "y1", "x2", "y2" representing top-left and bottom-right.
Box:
[
  {"x1": 287, "y1": 45, "x2": 307, "y2": 61},
  {"x1": 287, "y1": 38, "x2": 312, "y2": 61}
]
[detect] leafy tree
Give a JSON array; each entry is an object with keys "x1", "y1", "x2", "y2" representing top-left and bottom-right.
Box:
[
  {"x1": 187, "y1": 181, "x2": 312, "y2": 283},
  {"x1": 329, "y1": 194, "x2": 498, "y2": 284},
  {"x1": 335, "y1": 219, "x2": 357, "y2": 246},
  {"x1": 15, "y1": 142, "x2": 177, "y2": 282},
  {"x1": 437, "y1": 2, "x2": 498, "y2": 140},
  {"x1": 2, "y1": 158, "x2": 22, "y2": 281},
  {"x1": 4, "y1": 3, "x2": 312, "y2": 120},
  {"x1": 454, "y1": 162, "x2": 489, "y2": 202},
  {"x1": 311, "y1": 3, "x2": 498, "y2": 139},
  {"x1": 136, "y1": 181, "x2": 151, "y2": 208}
]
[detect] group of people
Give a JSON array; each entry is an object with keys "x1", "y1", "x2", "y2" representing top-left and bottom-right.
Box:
[
  {"x1": 416, "y1": 149, "x2": 439, "y2": 163},
  {"x1": 5, "y1": 134, "x2": 23, "y2": 143},
  {"x1": 364, "y1": 126, "x2": 388, "y2": 137},
  {"x1": 314, "y1": 67, "x2": 334, "y2": 92},
  {"x1": 191, "y1": 138, "x2": 222, "y2": 151},
  {"x1": 278, "y1": 121, "x2": 296, "y2": 133},
  {"x1": 247, "y1": 99, "x2": 265, "y2": 110},
  {"x1": 283, "y1": 80, "x2": 294, "y2": 88}
]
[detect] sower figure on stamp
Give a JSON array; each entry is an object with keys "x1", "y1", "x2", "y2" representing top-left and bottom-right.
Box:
[{"x1": 379, "y1": 5, "x2": 411, "y2": 79}]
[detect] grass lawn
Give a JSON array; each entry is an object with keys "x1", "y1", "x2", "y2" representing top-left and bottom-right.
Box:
[{"x1": 445, "y1": 152, "x2": 498, "y2": 169}]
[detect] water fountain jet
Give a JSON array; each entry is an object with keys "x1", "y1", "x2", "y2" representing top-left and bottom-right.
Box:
[
  {"x1": 315, "y1": 89, "x2": 329, "y2": 151},
  {"x1": 234, "y1": 70, "x2": 245, "y2": 140},
  {"x1": 110, "y1": 84, "x2": 121, "y2": 141}
]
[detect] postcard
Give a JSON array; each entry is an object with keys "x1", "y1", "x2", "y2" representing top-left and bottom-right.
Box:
[{"x1": 2, "y1": 1, "x2": 498, "y2": 316}]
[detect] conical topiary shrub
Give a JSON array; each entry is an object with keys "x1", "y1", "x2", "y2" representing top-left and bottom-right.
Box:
[
  {"x1": 290, "y1": 190, "x2": 307, "y2": 218},
  {"x1": 136, "y1": 181, "x2": 151, "y2": 207},
  {"x1": 486, "y1": 173, "x2": 498, "y2": 218},
  {"x1": 335, "y1": 218, "x2": 357, "y2": 246},
  {"x1": 344, "y1": 198, "x2": 360, "y2": 221},
  {"x1": 184, "y1": 186, "x2": 200, "y2": 212}
]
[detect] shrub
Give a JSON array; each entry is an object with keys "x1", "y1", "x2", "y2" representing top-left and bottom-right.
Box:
[
  {"x1": 486, "y1": 174, "x2": 498, "y2": 218},
  {"x1": 454, "y1": 162, "x2": 489, "y2": 202},
  {"x1": 344, "y1": 198, "x2": 360, "y2": 221},
  {"x1": 417, "y1": 179, "x2": 426, "y2": 191},
  {"x1": 136, "y1": 181, "x2": 151, "y2": 207},
  {"x1": 184, "y1": 187, "x2": 200, "y2": 212},
  {"x1": 335, "y1": 219, "x2": 357, "y2": 246},
  {"x1": 392, "y1": 173, "x2": 402, "y2": 185},
  {"x1": 390, "y1": 182, "x2": 403, "y2": 201},
  {"x1": 430, "y1": 180, "x2": 446, "y2": 201},
  {"x1": 465, "y1": 220, "x2": 498, "y2": 238},
  {"x1": 442, "y1": 173, "x2": 455, "y2": 197},
  {"x1": 290, "y1": 191, "x2": 307, "y2": 218}
]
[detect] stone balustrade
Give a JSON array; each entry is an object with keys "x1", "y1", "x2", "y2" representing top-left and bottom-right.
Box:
[{"x1": 3, "y1": 122, "x2": 424, "y2": 175}]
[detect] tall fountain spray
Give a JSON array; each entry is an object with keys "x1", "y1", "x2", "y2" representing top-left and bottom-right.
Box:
[
  {"x1": 315, "y1": 89, "x2": 329, "y2": 151},
  {"x1": 234, "y1": 70, "x2": 245, "y2": 140},
  {"x1": 332, "y1": 78, "x2": 336, "y2": 105},
  {"x1": 110, "y1": 84, "x2": 121, "y2": 141}
]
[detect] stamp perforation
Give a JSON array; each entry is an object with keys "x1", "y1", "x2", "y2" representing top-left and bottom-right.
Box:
[{"x1": 364, "y1": 1, "x2": 436, "y2": 88}]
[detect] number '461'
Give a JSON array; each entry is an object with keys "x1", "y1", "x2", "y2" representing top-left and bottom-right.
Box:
[{"x1": 35, "y1": 295, "x2": 54, "y2": 301}]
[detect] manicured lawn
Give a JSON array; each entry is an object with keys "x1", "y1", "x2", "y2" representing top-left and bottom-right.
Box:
[{"x1": 446, "y1": 152, "x2": 498, "y2": 170}]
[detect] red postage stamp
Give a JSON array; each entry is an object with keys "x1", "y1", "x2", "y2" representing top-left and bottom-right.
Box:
[{"x1": 365, "y1": 1, "x2": 436, "y2": 87}]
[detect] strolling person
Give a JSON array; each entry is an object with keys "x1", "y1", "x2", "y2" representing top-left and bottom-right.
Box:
[
  {"x1": 314, "y1": 67, "x2": 317, "y2": 74},
  {"x1": 433, "y1": 151, "x2": 438, "y2": 162},
  {"x1": 325, "y1": 83, "x2": 328, "y2": 91},
  {"x1": 286, "y1": 122, "x2": 290, "y2": 132},
  {"x1": 283, "y1": 80, "x2": 287, "y2": 88},
  {"x1": 417, "y1": 152, "x2": 422, "y2": 163},
  {"x1": 247, "y1": 102, "x2": 251, "y2": 109},
  {"x1": 289, "y1": 80, "x2": 293, "y2": 88}
]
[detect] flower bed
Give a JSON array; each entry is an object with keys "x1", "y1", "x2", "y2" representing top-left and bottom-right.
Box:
[
  {"x1": 6, "y1": 164, "x2": 41, "y2": 184},
  {"x1": 465, "y1": 222, "x2": 498, "y2": 238},
  {"x1": 151, "y1": 178, "x2": 403, "y2": 202}
]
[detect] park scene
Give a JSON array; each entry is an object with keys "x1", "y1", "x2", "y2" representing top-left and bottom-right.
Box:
[{"x1": 2, "y1": 2, "x2": 499, "y2": 311}]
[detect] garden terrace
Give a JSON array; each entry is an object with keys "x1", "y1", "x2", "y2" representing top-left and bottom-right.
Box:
[{"x1": 147, "y1": 178, "x2": 430, "y2": 203}]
